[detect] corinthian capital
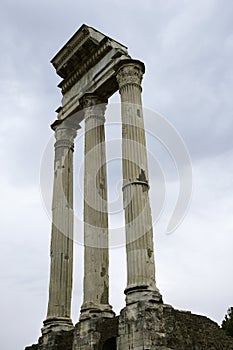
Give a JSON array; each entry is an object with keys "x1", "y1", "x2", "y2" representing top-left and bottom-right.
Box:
[
  {"x1": 80, "y1": 94, "x2": 107, "y2": 123},
  {"x1": 55, "y1": 123, "x2": 77, "y2": 142},
  {"x1": 116, "y1": 59, "x2": 145, "y2": 90}
]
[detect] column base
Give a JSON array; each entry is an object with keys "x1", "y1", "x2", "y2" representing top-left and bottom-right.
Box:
[
  {"x1": 124, "y1": 284, "x2": 163, "y2": 305},
  {"x1": 80, "y1": 302, "x2": 115, "y2": 321},
  {"x1": 42, "y1": 316, "x2": 74, "y2": 335}
]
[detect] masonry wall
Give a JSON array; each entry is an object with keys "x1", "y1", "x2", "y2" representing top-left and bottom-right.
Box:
[
  {"x1": 25, "y1": 330, "x2": 73, "y2": 350},
  {"x1": 25, "y1": 306, "x2": 233, "y2": 350},
  {"x1": 163, "y1": 307, "x2": 233, "y2": 349}
]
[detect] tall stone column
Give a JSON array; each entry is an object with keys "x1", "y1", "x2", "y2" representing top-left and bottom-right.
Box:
[
  {"x1": 43, "y1": 118, "x2": 77, "y2": 334},
  {"x1": 80, "y1": 94, "x2": 114, "y2": 320},
  {"x1": 116, "y1": 60, "x2": 162, "y2": 305}
]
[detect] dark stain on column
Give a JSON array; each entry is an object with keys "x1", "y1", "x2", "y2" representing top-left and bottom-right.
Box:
[
  {"x1": 100, "y1": 282, "x2": 108, "y2": 304},
  {"x1": 147, "y1": 248, "x2": 153, "y2": 258},
  {"x1": 126, "y1": 200, "x2": 133, "y2": 224},
  {"x1": 137, "y1": 168, "x2": 148, "y2": 192},
  {"x1": 101, "y1": 267, "x2": 106, "y2": 277},
  {"x1": 137, "y1": 168, "x2": 147, "y2": 182},
  {"x1": 60, "y1": 253, "x2": 63, "y2": 288}
]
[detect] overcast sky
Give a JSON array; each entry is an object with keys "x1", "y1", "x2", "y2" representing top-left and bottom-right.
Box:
[{"x1": 0, "y1": 1, "x2": 233, "y2": 349}]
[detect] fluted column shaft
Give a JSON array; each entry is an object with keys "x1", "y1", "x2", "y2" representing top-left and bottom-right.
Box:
[
  {"x1": 116, "y1": 60, "x2": 162, "y2": 304},
  {"x1": 43, "y1": 119, "x2": 77, "y2": 333},
  {"x1": 80, "y1": 94, "x2": 114, "y2": 320}
]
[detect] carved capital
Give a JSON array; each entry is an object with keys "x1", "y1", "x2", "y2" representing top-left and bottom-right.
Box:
[
  {"x1": 54, "y1": 120, "x2": 77, "y2": 150},
  {"x1": 80, "y1": 94, "x2": 103, "y2": 108},
  {"x1": 80, "y1": 94, "x2": 107, "y2": 122},
  {"x1": 116, "y1": 60, "x2": 145, "y2": 90}
]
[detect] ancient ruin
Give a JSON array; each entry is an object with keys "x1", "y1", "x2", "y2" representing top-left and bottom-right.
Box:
[{"x1": 25, "y1": 24, "x2": 233, "y2": 350}]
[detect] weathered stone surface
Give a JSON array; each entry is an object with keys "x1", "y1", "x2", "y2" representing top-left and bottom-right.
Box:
[
  {"x1": 25, "y1": 306, "x2": 233, "y2": 350},
  {"x1": 73, "y1": 316, "x2": 118, "y2": 350},
  {"x1": 25, "y1": 345, "x2": 39, "y2": 350},
  {"x1": 80, "y1": 94, "x2": 114, "y2": 320},
  {"x1": 164, "y1": 307, "x2": 233, "y2": 350},
  {"x1": 118, "y1": 302, "x2": 233, "y2": 350},
  {"x1": 42, "y1": 119, "x2": 77, "y2": 333},
  {"x1": 25, "y1": 330, "x2": 73, "y2": 350},
  {"x1": 116, "y1": 60, "x2": 162, "y2": 304},
  {"x1": 51, "y1": 24, "x2": 131, "y2": 121}
]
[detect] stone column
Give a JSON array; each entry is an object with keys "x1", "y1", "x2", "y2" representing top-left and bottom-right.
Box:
[
  {"x1": 80, "y1": 94, "x2": 114, "y2": 320},
  {"x1": 116, "y1": 60, "x2": 162, "y2": 304},
  {"x1": 43, "y1": 118, "x2": 77, "y2": 334}
]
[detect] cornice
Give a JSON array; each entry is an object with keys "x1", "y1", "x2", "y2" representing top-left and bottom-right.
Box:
[
  {"x1": 59, "y1": 39, "x2": 113, "y2": 94},
  {"x1": 51, "y1": 26, "x2": 90, "y2": 77}
]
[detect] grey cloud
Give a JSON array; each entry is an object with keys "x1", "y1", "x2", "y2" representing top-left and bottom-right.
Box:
[{"x1": 140, "y1": 1, "x2": 233, "y2": 159}]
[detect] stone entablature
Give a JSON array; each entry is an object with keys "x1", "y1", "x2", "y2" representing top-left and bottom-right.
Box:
[{"x1": 51, "y1": 24, "x2": 130, "y2": 121}]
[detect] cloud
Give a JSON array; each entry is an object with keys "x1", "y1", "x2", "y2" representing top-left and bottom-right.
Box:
[
  {"x1": 156, "y1": 149, "x2": 233, "y2": 323},
  {"x1": 137, "y1": 0, "x2": 233, "y2": 160}
]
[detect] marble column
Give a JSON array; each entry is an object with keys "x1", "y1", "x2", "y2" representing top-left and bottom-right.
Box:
[
  {"x1": 116, "y1": 60, "x2": 162, "y2": 305},
  {"x1": 43, "y1": 118, "x2": 77, "y2": 333},
  {"x1": 80, "y1": 94, "x2": 114, "y2": 320}
]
